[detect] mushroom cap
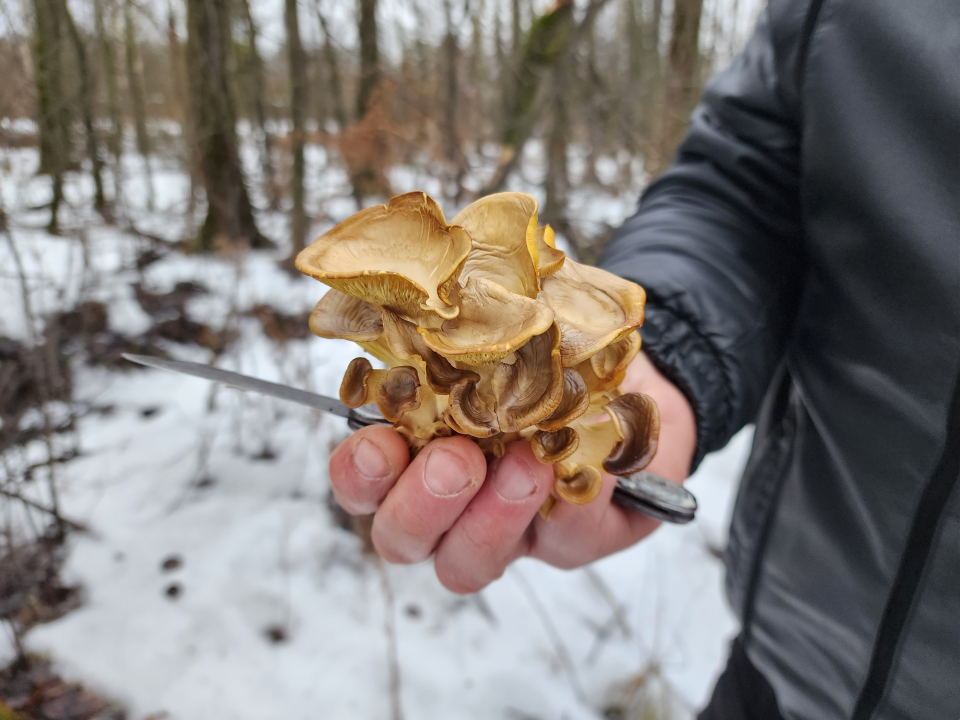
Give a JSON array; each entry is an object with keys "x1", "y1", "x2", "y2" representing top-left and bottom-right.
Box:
[
  {"x1": 576, "y1": 329, "x2": 642, "y2": 393},
  {"x1": 376, "y1": 366, "x2": 422, "y2": 422},
  {"x1": 531, "y1": 427, "x2": 580, "y2": 464},
  {"x1": 378, "y1": 309, "x2": 479, "y2": 394},
  {"x1": 309, "y1": 290, "x2": 383, "y2": 342},
  {"x1": 536, "y1": 368, "x2": 590, "y2": 431},
  {"x1": 418, "y1": 276, "x2": 555, "y2": 365},
  {"x1": 296, "y1": 192, "x2": 472, "y2": 328},
  {"x1": 602, "y1": 392, "x2": 660, "y2": 476},
  {"x1": 540, "y1": 261, "x2": 646, "y2": 366},
  {"x1": 555, "y1": 465, "x2": 604, "y2": 505},
  {"x1": 490, "y1": 322, "x2": 563, "y2": 432},
  {"x1": 452, "y1": 192, "x2": 541, "y2": 299},
  {"x1": 340, "y1": 357, "x2": 378, "y2": 408}
]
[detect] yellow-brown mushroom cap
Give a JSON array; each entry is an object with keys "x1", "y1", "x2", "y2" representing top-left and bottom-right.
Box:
[
  {"x1": 418, "y1": 276, "x2": 555, "y2": 365},
  {"x1": 295, "y1": 192, "x2": 472, "y2": 328},
  {"x1": 452, "y1": 192, "x2": 541, "y2": 299},
  {"x1": 309, "y1": 289, "x2": 383, "y2": 342},
  {"x1": 540, "y1": 260, "x2": 646, "y2": 366}
]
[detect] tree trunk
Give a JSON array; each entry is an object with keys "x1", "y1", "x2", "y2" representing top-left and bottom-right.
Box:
[
  {"x1": 285, "y1": 0, "x2": 308, "y2": 258},
  {"x1": 94, "y1": 0, "x2": 123, "y2": 164},
  {"x1": 238, "y1": 0, "x2": 279, "y2": 209},
  {"x1": 543, "y1": 92, "x2": 568, "y2": 227},
  {"x1": 31, "y1": 0, "x2": 71, "y2": 233},
  {"x1": 656, "y1": 0, "x2": 703, "y2": 176},
  {"x1": 355, "y1": 0, "x2": 380, "y2": 120},
  {"x1": 124, "y1": 0, "x2": 155, "y2": 210},
  {"x1": 442, "y1": 0, "x2": 463, "y2": 202},
  {"x1": 186, "y1": 0, "x2": 268, "y2": 251},
  {"x1": 316, "y1": 2, "x2": 348, "y2": 131},
  {"x1": 59, "y1": 0, "x2": 106, "y2": 214},
  {"x1": 167, "y1": 5, "x2": 199, "y2": 221}
]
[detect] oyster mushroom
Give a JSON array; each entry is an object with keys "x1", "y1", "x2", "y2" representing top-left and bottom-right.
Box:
[
  {"x1": 540, "y1": 261, "x2": 646, "y2": 366},
  {"x1": 295, "y1": 192, "x2": 472, "y2": 328},
  {"x1": 418, "y1": 276, "x2": 555, "y2": 365},
  {"x1": 309, "y1": 290, "x2": 383, "y2": 342},
  {"x1": 298, "y1": 190, "x2": 654, "y2": 512},
  {"x1": 452, "y1": 192, "x2": 540, "y2": 299}
]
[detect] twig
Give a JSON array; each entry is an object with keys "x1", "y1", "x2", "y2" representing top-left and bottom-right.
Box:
[
  {"x1": 374, "y1": 555, "x2": 404, "y2": 720},
  {"x1": 511, "y1": 568, "x2": 588, "y2": 706},
  {"x1": 583, "y1": 565, "x2": 633, "y2": 639}
]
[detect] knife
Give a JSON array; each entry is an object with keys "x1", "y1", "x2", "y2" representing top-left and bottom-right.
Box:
[{"x1": 122, "y1": 354, "x2": 697, "y2": 524}]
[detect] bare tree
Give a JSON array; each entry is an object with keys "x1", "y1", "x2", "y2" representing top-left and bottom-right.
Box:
[
  {"x1": 59, "y1": 0, "x2": 106, "y2": 214},
  {"x1": 123, "y1": 0, "x2": 155, "y2": 209},
  {"x1": 441, "y1": 0, "x2": 464, "y2": 201},
  {"x1": 285, "y1": 0, "x2": 308, "y2": 260},
  {"x1": 316, "y1": 0, "x2": 348, "y2": 132},
  {"x1": 657, "y1": 0, "x2": 703, "y2": 175},
  {"x1": 238, "y1": 0, "x2": 280, "y2": 209},
  {"x1": 186, "y1": 0, "x2": 268, "y2": 250},
  {"x1": 94, "y1": 0, "x2": 123, "y2": 165},
  {"x1": 356, "y1": 0, "x2": 380, "y2": 119},
  {"x1": 31, "y1": 0, "x2": 71, "y2": 233}
]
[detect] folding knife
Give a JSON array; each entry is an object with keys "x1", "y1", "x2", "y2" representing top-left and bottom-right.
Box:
[{"x1": 122, "y1": 354, "x2": 697, "y2": 524}]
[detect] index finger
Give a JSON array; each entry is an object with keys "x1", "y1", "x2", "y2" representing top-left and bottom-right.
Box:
[{"x1": 328, "y1": 425, "x2": 410, "y2": 515}]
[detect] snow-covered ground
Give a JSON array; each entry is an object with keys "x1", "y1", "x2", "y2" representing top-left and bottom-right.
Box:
[{"x1": 1, "y1": 142, "x2": 751, "y2": 719}]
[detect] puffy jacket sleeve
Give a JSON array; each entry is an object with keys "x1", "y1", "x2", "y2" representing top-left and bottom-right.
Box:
[{"x1": 598, "y1": 2, "x2": 811, "y2": 470}]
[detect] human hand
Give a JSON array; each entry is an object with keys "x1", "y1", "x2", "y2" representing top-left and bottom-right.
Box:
[{"x1": 328, "y1": 351, "x2": 697, "y2": 593}]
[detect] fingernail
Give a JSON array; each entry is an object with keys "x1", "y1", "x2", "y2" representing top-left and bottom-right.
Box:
[
  {"x1": 492, "y1": 454, "x2": 537, "y2": 502},
  {"x1": 423, "y1": 449, "x2": 471, "y2": 498},
  {"x1": 353, "y1": 438, "x2": 390, "y2": 480}
]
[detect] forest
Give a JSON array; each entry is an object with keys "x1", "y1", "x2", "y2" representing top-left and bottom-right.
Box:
[{"x1": 0, "y1": 0, "x2": 758, "y2": 717}]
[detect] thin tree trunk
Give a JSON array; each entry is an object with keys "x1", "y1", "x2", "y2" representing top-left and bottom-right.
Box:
[
  {"x1": 123, "y1": 0, "x2": 155, "y2": 210},
  {"x1": 239, "y1": 0, "x2": 279, "y2": 209},
  {"x1": 656, "y1": 0, "x2": 703, "y2": 176},
  {"x1": 356, "y1": 0, "x2": 380, "y2": 120},
  {"x1": 59, "y1": 0, "x2": 106, "y2": 214},
  {"x1": 442, "y1": 0, "x2": 463, "y2": 202},
  {"x1": 167, "y1": 3, "x2": 199, "y2": 221},
  {"x1": 31, "y1": 0, "x2": 70, "y2": 233},
  {"x1": 543, "y1": 92, "x2": 568, "y2": 227},
  {"x1": 94, "y1": 0, "x2": 123, "y2": 164},
  {"x1": 186, "y1": 0, "x2": 268, "y2": 250},
  {"x1": 316, "y1": 2, "x2": 347, "y2": 131},
  {"x1": 285, "y1": 0, "x2": 308, "y2": 259}
]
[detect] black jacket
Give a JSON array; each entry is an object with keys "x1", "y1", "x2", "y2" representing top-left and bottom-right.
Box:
[{"x1": 599, "y1": 1, "x2": 959, "y2": 718}]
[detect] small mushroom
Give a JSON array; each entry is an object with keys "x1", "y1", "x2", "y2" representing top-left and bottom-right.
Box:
[
  {"x1": 296, "y1": 192, "x2": 472, "y2": 327},
  {"x1": 531, "y1": 427, "x2": 580, "y2": 464},
  {"x1": 340, "y1": 357, "x2": 376, "y2": 407},
  {"x1": 418, "y1": 276, "x2": 555, "y2": 365},
  {"x1": 540, "y1": 261, "x2": 646, "y2": 366},
  {"x1": 602, "y1": 393, "x2": 660, "y2": 476},
  {"x1": 376, "y1": 366, "x2": 422, "y2": 422},
  {"x1": 537, "y1": 368, "x2": 590, "y2": 431},
  {"x1": 309, "y1": 290, "x2": 383, "y2": 342},
  {"x1": 452, "y1": 192, "x2": 540, "y2": 299},
  {"x1": 447, "y1": 375, "x2": 499, "y2": 437},
  {"x1": 490, "y1": 323, "x2": 563, "y2": 432},
  {"x1": 555, "y1": 465, "x2": 604, "y2": 505},
  {"x1": 380, "y1": 309, "x2": 479, "y2": 394}
]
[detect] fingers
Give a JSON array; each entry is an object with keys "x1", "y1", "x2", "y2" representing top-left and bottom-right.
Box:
[
  {"x1": 433, "y1": 442, "x2": 555, "y2": 594},
  {"x1": 371, "y1": 436, "x2": 487, "y2": 564},
  {"x1": 527, "y1": 473, "x2": 661, "y2": 569},
  {"x1": 328, "y1": 425, "x2": 410, "y2": 515}
]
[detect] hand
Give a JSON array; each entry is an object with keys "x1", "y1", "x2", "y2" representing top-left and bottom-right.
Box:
[{"x1": 328, "y1": 351, "x2": 697, "y2": 593}]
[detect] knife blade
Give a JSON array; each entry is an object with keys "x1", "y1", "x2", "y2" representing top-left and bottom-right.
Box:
[{"x1": 122, "y1": 353, "x2": 697, "y2": 523}]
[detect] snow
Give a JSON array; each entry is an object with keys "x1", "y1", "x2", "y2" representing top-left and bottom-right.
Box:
[{"x1": 1, "y1": 143, "x2": 752, "y2": 719}]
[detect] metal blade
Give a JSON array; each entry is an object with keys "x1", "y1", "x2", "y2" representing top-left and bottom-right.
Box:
[{"x1": 122, "y1": 354, "x2": 352, "y2": 419}]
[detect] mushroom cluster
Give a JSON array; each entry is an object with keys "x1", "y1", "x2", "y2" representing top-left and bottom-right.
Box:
[{"x1": 297, "y1": 191, "x2": 659, "y2": 511}]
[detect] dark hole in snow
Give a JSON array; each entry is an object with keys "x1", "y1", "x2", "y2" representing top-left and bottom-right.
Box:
[
  {"x1": 290, "y1": 489, "x2": 304, "y2": 500},
  {"x1": 264, "y1": 625, "x2": 287, "y2": 644},
  {"x1": 195, "y1": 475, "x2": 216, "y2": 489},
  {"x1": 404, "y1": 604, "x2": 422, "y2": 620},
  {"x1": 251, "y1": 446, "x2": 277, "y2": 461},
  {"x1": 164, "y1": 583, "x2": 182, "y2": 600},
  {"x1": 113, "y1": 552, "x2": 125, "y2": 562},
  {"x1": 160, "y1": 555, "x2": 182, "y2": 572},
  {"x1": 139, "y1": 406, "x2": 161, "y2": 419}
]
